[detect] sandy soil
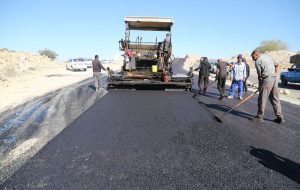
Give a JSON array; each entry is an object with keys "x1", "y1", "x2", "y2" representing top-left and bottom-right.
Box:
[
  {"x1": 0, "y1": 64, "x2": 90, "y2": 113},
  {"x1": 0, "y1": 63, "x2": 122, "y2": 113}
]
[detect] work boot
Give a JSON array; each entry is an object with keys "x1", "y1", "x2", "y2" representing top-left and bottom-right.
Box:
[
  {"x1": 251, "y1": 116, "x2": 264, "y2": 123},
  {"x1": 193, "y1": 89, "x2": 201, "y2": 97},
  {"x1": 274, "y1": 117, "x2": 286, "y2": 124},
  {"x1": 192, "y1": 92, "x2": 198, "y2": 98}
]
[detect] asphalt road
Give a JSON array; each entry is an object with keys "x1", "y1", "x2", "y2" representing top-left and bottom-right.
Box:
[{"x1": 1, "y1": 86, "x2": 300, "y2": 189}]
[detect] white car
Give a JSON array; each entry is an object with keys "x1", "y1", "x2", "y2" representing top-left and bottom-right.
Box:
[
  {"x1": 209, "y1": 62, "x2": 217, "y2": 74},
  {"x1": 101, "y1": 59, "x2": 114, "y2": 64},
  {"x1": 66, "y1": 58, "x2": 87, "y2": 71},
  {"x1": 84, "y1": 58, "x2": 93, "y2": 68}
]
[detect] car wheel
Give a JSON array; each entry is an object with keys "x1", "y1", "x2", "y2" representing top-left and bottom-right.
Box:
[
  {"x1": 71, "y1": 66, "x2": 74, "y2": 71},
  {"x1": 84, "y1": 69, "x2": 87, "y2": 71},
  {"x1": 281, "y1": 76, "x2": 287, "y2": 85},
  {"x1": 66, "y1": 65, "x2": 68, "y2": 70}
]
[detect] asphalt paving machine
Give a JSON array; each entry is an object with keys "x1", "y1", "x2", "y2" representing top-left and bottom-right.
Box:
[{"x1": 108, "y1": 16, "x2": 192, "y2": 90}]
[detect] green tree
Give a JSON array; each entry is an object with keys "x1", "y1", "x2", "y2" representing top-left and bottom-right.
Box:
[
  {"x1": 256, "y1": 40, "x2": 288, "y2": 53},
  {"x1": 38, "y1": 48, "x2": 58, "y2": 60}
]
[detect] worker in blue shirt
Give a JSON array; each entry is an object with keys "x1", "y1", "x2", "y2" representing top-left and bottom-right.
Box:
[{"x1": 227, "y1": 54, "x2": 246, "y2": 100}]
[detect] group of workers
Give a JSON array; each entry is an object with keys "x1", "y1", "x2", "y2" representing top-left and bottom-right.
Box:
[
  {"x1": 194, "y1": 50, "x2": 285, "y2": 124},
  {"x1": 91, "y1": 41, "x2": 285, "y2": 125}
]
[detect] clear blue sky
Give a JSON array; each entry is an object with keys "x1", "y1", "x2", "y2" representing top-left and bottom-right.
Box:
[{"x1": 1, "y1": 0, "x2": 299, "y2": 61}]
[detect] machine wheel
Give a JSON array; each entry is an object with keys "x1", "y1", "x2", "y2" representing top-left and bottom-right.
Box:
[{"x1": 281, "y1": 76, "x2": 288, "y2": 85}]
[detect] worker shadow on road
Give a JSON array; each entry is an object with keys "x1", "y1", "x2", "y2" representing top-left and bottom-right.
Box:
[
  {"x1": 198, "y1": 100, "x2": 276, "y2": 122},
  {"x1": 199, "y1": 102, "x2": 254, "y2": 120},
  {"x1": 250, "y1": 146, "x2": 300, "y2": 185},
  {"x1": 45, "y1": 74, "x2": 68, "y2": 77},
  {"x1": 193, "y1": 92, "x2": 220, "y2": 100},
  {"x1": 202, "y1": 92, "x2": 220, "y2": 99},
  {"x1": 88, "y1": 85, "x2": 96, "y2": 91}
]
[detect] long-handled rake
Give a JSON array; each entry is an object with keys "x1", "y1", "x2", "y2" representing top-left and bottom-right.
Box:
[{"x1": 214, "y1": 89, "x2": 259, "y2": 122}]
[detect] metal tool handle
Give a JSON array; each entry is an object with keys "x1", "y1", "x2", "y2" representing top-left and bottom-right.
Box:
[{"x1": 218, "y1": 89, "x2": 259, "y2": 119}]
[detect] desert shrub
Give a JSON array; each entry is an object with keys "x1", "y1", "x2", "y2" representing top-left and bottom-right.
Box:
[
  {"x1": 0, "y1": 48, "x2": 9, "y2": 52},
  {"x1": 38, "y1": 48, "x2": 58, "y2": 60},
  {"x1": 256, "y1": 40, "x2": 288, "y2": 53},
  {"x1": 2, "y1": 65, "x2": 18, "y2": 78}
]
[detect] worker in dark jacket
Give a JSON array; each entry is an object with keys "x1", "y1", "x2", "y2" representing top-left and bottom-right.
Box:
[
  {"x1": 216, "y1": 59, "x2": 231, "y2": 100},
  {"x1": 194, "y1": 57, "x2": 211, "y2": 94},
  {"x1": 242, "y1": 58, "x2": 250, "y2": 92},
  {"x1": 92, "y1": 55, "x2": 106, "y2": 91}
]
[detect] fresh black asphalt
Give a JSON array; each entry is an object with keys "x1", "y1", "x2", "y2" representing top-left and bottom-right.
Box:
[{"x1": 1, "y1": 89, "x2": 300, "y2": 189}]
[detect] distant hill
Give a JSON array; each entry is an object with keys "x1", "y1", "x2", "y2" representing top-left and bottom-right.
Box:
[{"x1": 0, "y1": 49, "x2": 59, "y2": 81}]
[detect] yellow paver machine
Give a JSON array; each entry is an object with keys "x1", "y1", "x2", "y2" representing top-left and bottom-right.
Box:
[{"x1": 108, "y1": 16, "x2": 192, "y2": 90}]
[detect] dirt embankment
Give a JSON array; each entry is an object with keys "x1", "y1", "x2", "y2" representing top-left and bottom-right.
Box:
[
  {"x1": 228, "y1": 50, "x2": 297, "y2": 69},
  {"x1": 0, "y1": 49, "x2": 122, "y2": 113},
  {"x1": 183, "y1": 51, "x2": 297, "y2": 70},
  {"x1": 0, "y1": 49, "x2": 118, "y2": 184},
  {"x1": 0, "y1": 49, "x2": 56, "y2": 82}
]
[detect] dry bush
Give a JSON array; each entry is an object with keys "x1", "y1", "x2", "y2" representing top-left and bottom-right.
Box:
[
  {"x1": 38, "y1": 49, "x2": 58, "y2": 60},
  {"x1": 1, "y1": 65, "x2": 18, "y2": 79},
  {"x1": 256, "y1": 40, "x2": 288, "y2": 53}
]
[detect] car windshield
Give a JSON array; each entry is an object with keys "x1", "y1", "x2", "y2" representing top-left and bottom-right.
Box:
[
  {"x1": 101, "y1": 60, "x2": 110, "y2": 64},
  {"x1": 74, "y1": 59, "x2": 84, "y2": 62}
]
